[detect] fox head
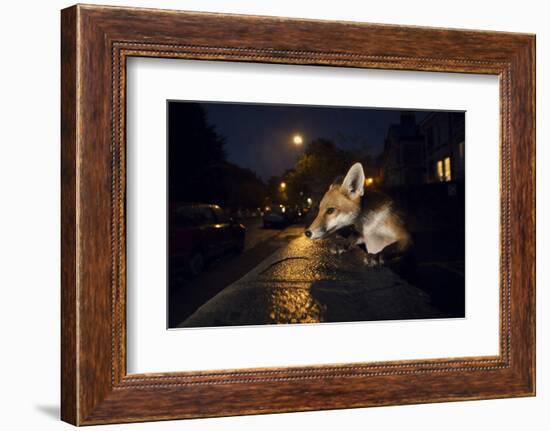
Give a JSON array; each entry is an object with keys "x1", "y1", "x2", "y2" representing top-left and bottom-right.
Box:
[{"x1": 305, "y1": 162, "x2": 365, "y2": 240}]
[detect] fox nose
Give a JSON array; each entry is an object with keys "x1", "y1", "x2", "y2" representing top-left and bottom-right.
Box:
[{"x1": 305, "y1": 230, "x2": 312, "y2": 238}]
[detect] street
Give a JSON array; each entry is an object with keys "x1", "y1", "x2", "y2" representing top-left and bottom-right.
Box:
[
  {"x1": 171, "y1": 219, "x2": 464, "y2": 328},
  {"x1": 242, "y1": 217, "x2": 281, "y2": 251}
]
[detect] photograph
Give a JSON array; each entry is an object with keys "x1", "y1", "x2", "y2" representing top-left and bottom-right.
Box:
[{"x1": 167, "y1": 101, "x2": 466, "y2": 328}]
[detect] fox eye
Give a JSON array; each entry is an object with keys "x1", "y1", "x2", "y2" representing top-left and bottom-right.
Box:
[{"x1": 326, "y1": 208, "x2": 336, "y2": 215}]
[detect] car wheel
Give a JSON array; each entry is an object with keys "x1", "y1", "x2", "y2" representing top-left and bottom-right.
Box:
[
  {"x1": 235, "y1": 241, "x2": 245, "y2": 253},
  {"x1": 188, "y1": 251, "x2": 205, "y2": 276}
]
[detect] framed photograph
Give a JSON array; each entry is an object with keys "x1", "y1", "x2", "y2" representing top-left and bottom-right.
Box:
[
  {"x1": 61, "y1": 4, "x2": 535, "y2": 425},
  {"x1": 164, "y1": 102, "x2": 467, "y2": 330}
]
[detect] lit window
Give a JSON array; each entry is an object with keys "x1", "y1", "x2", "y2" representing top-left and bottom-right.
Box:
[
  {"x1": 444, "y1": 156, "x2": 452, "y2": 181},
  {"x1": 436, "y1": 160, "x2": 444, "y2": 182},
  {"x1": 436, "y1": 158, "x2": 452, "y2": 182}
]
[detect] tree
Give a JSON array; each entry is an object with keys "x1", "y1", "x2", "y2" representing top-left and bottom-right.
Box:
[
  {"x1": 168, "y1": 103, "x2": 267, "y2": 209},
  {"x1": 221, "y1": 163, "x2": 266, "y2": 209},
  {"x1": 287, "y1": 138, "x2": 357, "y2": 202},
  {"x1": 168, "y1": 103, "x2": 226, "y2": 203}
]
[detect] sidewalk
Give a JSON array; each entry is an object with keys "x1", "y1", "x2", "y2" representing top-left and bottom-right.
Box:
[{"x1": 180, "y1": 230, "x2": 445, "y2": 327}]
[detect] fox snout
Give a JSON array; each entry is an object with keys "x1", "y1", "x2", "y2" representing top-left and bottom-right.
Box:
[
  {"x1": 305, "y1": 212, "x2": 350, "y2": 240},
  {"x1": 305, "y1": 213, "x2": 331, "y2": 239},
  {"x1": 304, "y1": 222, "x2": 325, "y2": 240},
  {"x1": 304, "y1": 229, "x2": 326, "y2": 240}
]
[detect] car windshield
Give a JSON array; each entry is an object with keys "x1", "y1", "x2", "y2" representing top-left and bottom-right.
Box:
[
  {"x1": 211, "y1": 206, "x2": 230, "y2": 223},
  {"x1": 174, "y1": 206, "x2": 215, "y2": 226}
]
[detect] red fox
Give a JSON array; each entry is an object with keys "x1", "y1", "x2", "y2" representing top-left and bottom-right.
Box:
[{"x1": 305, "y1": 163, "x2": 411, "y2": 266}]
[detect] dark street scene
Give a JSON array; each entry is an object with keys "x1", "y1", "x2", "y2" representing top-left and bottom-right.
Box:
[{"x1": 167, "y1": 100, "x2": 465, "y2": 329}]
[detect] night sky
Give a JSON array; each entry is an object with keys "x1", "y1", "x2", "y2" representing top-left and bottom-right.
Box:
[{"x1": 195, "y1": 101, "x2": 428, "y2": 180}]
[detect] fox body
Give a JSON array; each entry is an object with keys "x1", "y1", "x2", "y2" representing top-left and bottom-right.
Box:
[{"x1": 305, "y1": 163, "x2": 411, "y2": 266}]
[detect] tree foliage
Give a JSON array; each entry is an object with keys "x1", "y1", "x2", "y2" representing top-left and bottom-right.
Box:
[
  {"x1": 284, "y1": 138, "x2": 358, "y2": 203},
  {"x1": 169, "y1": 103, "x2": 266, "y2": 209}
]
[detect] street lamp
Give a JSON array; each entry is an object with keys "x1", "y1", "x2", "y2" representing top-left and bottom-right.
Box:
[
  {"x1": 292, "y1": 134, "x2": 303, "y2": 146},
  {"x1": 280, "y1": 182, "x2": 287, "y2": 190}
]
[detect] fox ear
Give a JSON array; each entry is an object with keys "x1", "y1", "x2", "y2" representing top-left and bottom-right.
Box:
[{"x1": 340, "y1": 163, "x2": 365, "y2": 199}]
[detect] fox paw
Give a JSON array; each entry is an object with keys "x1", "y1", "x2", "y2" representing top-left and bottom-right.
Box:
[{"x1": 364, "y1": 253, "x2": 385, "y2": 267}]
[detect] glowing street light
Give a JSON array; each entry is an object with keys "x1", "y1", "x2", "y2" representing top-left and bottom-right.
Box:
[
  {"x1": 293, "y1": 134, "x2": 303, "y2": 145},
  {"x1": 280, "y1": 182, "x2": 287, "y2": 190},
  {"x1": 365, "y1": 177, "x2": 374, "y2": 186}
]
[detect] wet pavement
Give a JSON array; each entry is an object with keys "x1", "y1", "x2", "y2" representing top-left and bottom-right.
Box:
[{"x1": 178, "y1": 226, "x2": 449, "y2": 328}]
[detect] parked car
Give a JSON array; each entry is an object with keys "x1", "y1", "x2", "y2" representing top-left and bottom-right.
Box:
[
  {"x1": 169, "y1": 203, "x2": 246, "y2": 276},
  {"x1": 262, "y1": 204, "x2": 296, "y2": 228}
]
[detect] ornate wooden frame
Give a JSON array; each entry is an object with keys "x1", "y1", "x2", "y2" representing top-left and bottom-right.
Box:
[{"x1": 61, "y1": 4, "x2": 535, "y2": 425}]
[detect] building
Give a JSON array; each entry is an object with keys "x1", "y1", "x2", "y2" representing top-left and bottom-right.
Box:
[
  {"x1": 381, "y1": 112, "x2": 425, "y2": 186},
  {"x1": 420, "y1": 112, "x2": 465, "y2": 184}
]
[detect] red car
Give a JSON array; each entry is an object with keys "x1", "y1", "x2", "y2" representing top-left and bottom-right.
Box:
[{"x1": 169, "y1": 203, "x2": 246, "y2": 276}]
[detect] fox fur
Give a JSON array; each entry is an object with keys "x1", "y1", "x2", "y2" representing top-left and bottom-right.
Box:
[{"x1": 305, "y1": 162, "x2": 411, "y2": 266}]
